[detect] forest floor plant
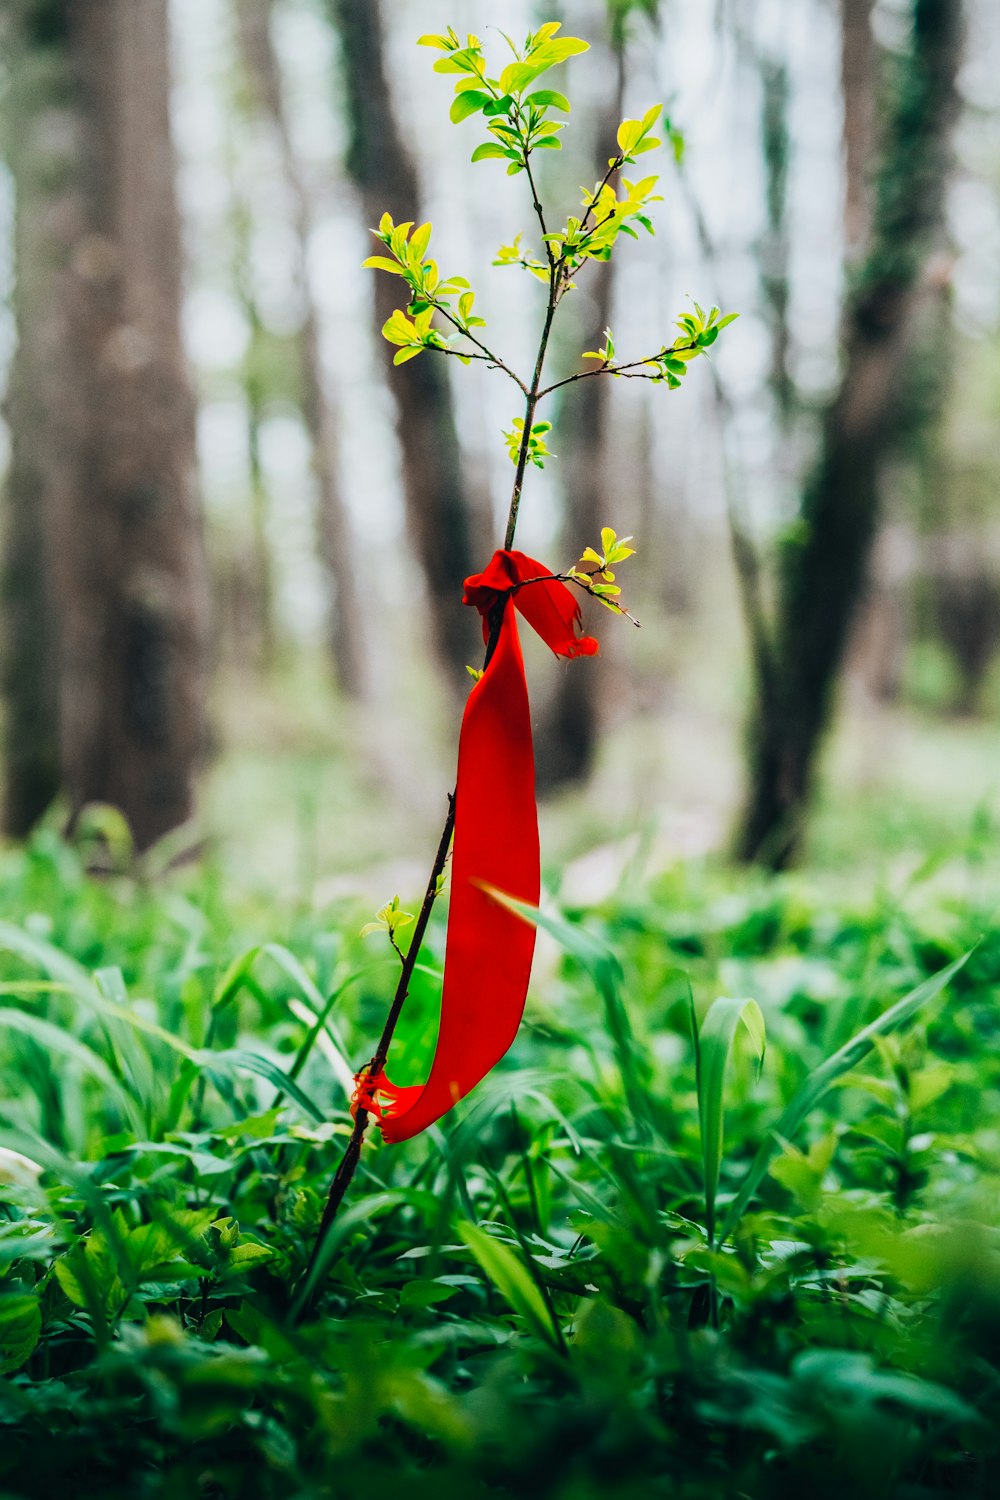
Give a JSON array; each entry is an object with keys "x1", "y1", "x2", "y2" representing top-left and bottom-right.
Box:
[{"x1": 299, "y1": 21, "x2": 737, "y2": 1300}]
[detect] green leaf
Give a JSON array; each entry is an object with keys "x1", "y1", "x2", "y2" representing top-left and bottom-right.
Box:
[
  {"x1": 399, "y1": 1279, "x2": 460, "y2": 1310},
  {"x1": 471, "y1": 142, "x2": 510, "y2": 163},
  {"x1": 394, "y1": 345, "x2": 423, "y2": 365},
  {"x1": 361, "y1": 255, "x2": 407, "y2": 276},
  {"x1": 0, "y1": 1295, "x2": 41, "y2": 1374},
  {"x1": 693, "y1": 996, "x2": 766, "y2": 1246},
  {"x1": 459, "y1": 1222, "x2": 560, "y2": 1348},
  {"x1": 450, "y1": 90, "x2": 491, "y2": 123},
  {"x1": 408, "y1": 222, "x2": 432, "y2": 261},
  {"x1": 526, "y1": 89, "x2": 570, "y2": 111}
]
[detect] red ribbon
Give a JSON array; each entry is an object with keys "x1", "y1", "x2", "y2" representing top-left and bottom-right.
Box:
[{"x1": 358, "y1": 550, "x2": 598, "y2": 1142}]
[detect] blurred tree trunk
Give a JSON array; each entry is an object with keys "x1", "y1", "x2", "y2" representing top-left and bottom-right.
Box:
[
  {"x1": 0, "y1": 3, "x2": 69, "y2": 834},
  {"x1": 329, "y1": 0, "x2": 478, "y2": 686},
  {"x1": 737, "y1": 0, "x2": 963, "y2": 867},
  {"x1": 48, "y1": 0, "x2": 207, "y2": 851},
  {"x1": 230, "y1": 187, "x2": 278, "y2": 668},
  {"x1": 758, "y1": 50, "x2": 793, "y2": 422},
  {"x1": 536, "y1": 38, "x2": 627, "y2": 792},
  {"x1": 233, "y1": 0, "x2": 367, "y2": 695},
  {"x1": 841, "y1": 0, "x2": 877, "y2": 259}
]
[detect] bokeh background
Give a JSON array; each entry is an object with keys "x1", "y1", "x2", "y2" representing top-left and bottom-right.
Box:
[{"x1": 1, "y1": 0, "x2": 998, "y2": 900}]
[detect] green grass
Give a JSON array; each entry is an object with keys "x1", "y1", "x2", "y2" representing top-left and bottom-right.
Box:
[{"x1": 1, "y1": 824, "x2": 999, "y2": 1498}]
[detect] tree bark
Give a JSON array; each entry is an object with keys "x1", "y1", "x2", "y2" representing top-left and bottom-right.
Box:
[
  {"x1": 233, "y1": 0, "x2": 367, "y2": 695},
  {"x1": 840, "y1": 0, "x2": 877, "y2": 259},
  {"x1": 758, "y1": 52, "x2": 793, "y2": 420},
  {"x1": 329, "y1": 0, "x2": 478, "y2": 685},
  {"x1": 737, "y1": 0, "x2": 963, "y2": 867},
  {"x1": 0, "y1": 2, "x2": 70, "y2": 835},
  {"x1": 39, "y1": 0, "x2": 208, "y2": 852}
]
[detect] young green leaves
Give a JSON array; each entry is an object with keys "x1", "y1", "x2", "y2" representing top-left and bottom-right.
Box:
[
  {"x1": 418, "y1": 23, "x2": 588, "y2": 176},
  {"x1": 360, "y1": 896, "x2": 414, "y2": 942},
  {"x1": 569, "y1": 528, "x2": 639, "y2": 620},
  {"x1": 364, "y1": 22, "x2": 741, "y2": 470},
  {"x1": 504, "y1": 418, "x2": 553, "y2": 469},
  {"x1": 615, "y1": 103, "x2": 663, "y2": 163},
  {"x1": 580, "y1": 304, "x2": 739, "y2": 391},
  {"x1": 364, "y1": 214, "x2": 483, "y2": 365}
]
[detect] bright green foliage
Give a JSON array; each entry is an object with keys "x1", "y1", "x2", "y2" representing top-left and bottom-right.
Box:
[
  {"x1": 615, "y1": 102, "x2": 663, "y2": 160},
  {"x1": 493, "y1": 232, "x2": 550, "y2": 283},
  {"x1": 418, "y1": 22, "x2": 588, "y2": 174},
  {"x1": 359, "y1": 894, "x2": 414, "y2": 941},
  {"x1": 503, "y1": 416, "x2": 553, "y2": 468},
  {"x1": 569, "y1": 526, "x2": 638, "y2": 610},
  {"x1": 0, "y1": 831, "x2": 999, "y2": 1493},
  {"x1": 365, "y1": 214, "x2": 482, "y2": 364},
  {"x1": 543, "y1": 170, "x2": 663, "y2": 271},
  {"x1": 364, "y1": 17, "x2": 738, "y2": 448}
]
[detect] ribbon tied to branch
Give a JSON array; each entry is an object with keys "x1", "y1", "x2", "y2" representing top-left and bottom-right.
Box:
[{"x1": 355, "y1": 549, "x2": 598, "y2": 1142}]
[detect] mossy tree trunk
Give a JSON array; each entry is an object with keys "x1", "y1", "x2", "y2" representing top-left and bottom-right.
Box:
[
  {"x1": 2, "y1": 0, "x2": 208, "y2": 852},
  {"x1": 0, "y1": 1, "x2": 70, "y2": 835},
  {"x1": 737, "y1": 0, "x2": 963, "y2": 867}
]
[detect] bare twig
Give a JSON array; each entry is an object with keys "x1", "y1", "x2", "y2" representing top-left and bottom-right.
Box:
[{"x1": 429, "y1": 298, "x2": 529, "y2": 393}]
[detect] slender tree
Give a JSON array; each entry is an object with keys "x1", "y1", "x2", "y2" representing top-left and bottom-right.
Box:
[
  {"x1": 9, "y1": 0, "x2": 209, "y2": 852},
  {"x1": 329, "y1": 0, "x2": 480, "y2": 684},
  {"x1": 737, "y1": 0, "x2": 964, "y2": 866},
  {"x1": 0, "y1": 1, "x2": 68, "y2": 835},
  {"x1": 233, "y1": 0, "x2": 367, "y2": 695},
  {"x1": 841, "y1": 0, "x2": 877, "y2": 260}
]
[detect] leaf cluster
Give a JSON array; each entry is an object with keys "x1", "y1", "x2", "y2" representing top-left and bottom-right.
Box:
[
  {"x1": 365, "y1": 214, "x2": 484, "y2": 365},
  {"x1": 418, "y1": 22, "x2": 587, "y2": 175},
  {"x1": 503, "y1": 417, "x2": 553, "y2": 469}
]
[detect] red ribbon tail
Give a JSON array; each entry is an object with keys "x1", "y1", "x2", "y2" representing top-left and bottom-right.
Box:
[{"x1": 374, "y1": 598, "x2": 540, "y2": 1143}]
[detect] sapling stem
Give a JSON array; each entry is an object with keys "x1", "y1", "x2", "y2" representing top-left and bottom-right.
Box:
[
  {"x1": 297, "y1": 233, "x2": 559, "y2": 1314},
  {"x1": 297, "y1": 23, "x2": 735, "y2": 1310}
]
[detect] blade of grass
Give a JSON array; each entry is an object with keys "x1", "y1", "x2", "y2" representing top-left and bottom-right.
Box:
[
  {"x1": 693, "y1": 995, "x2": 766, "y2": 1248},
  {"x1": 717, "y1": 949, "x2": 973, "y2": 1242}
]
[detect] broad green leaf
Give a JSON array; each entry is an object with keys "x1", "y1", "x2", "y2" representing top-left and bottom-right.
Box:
[
  {"x1": 399, "y1": 1279, "x2": 460, "y2": 1310},
  {"x1": 471, "y1": 142, "x2": 509, "y2": 162},
  {"x1": 0, "y1": 1295, "x2": 41, "y2": 1373},
  {"x1": 526, "y1": 89, "x2": 570, "y2": 111},
  {"x1": 450, "y1": 90, "x2": 491, "y2": 123},
  {"x1": 362, "y1": 256, "x2": 406, "y2": 275}
]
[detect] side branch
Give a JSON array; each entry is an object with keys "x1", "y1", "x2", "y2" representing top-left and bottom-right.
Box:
[
  {"x1": 430, "y1": 301, "x2": 528, "y2": 393},
  {"x1": 537, "y1": 339, "x2": 700, "y2": 399}
]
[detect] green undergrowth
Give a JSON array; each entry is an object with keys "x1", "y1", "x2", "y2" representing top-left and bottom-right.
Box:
[{"x1": 1, "y1": 827, "x2": 999, "y2": 1498}]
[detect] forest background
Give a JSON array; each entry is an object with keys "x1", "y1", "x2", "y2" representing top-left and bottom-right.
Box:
[{"x1": 3, "y1": 0, "x2": 999, "y2": 890}]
